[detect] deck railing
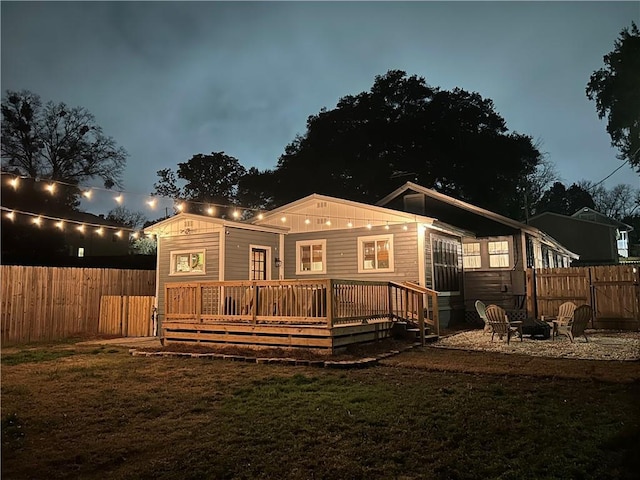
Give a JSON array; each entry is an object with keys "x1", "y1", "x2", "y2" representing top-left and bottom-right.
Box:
[{"x1": 165, "y1": 279, "x2": 440, "y2": 338}]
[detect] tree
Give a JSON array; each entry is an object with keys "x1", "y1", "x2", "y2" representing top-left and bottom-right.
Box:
[
  {"x1": 271, "y1": 70, "x2": 544, "y2": 218},
  {"x1": 533, "y1": 182, "x2": 595, "y2": 216},
  {"x1": 153, "y1": 152, "x2": 247, "y2": 215},
  {"x1": 106, "y1": 206, "x2": 147, "y2": 230},
  {"x1": 1, "y1": 90, "x2": 128, "y2": 199},
  {"x1": 586, "y1": 22, "x2": 640, "y2": 171},
  {"x1": 579, "y1": 181, "x2": 639, "y2": 220}
]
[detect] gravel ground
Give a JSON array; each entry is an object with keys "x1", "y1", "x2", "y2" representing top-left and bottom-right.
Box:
[{"x1": 433, "y1": 329, "x2": 640, "y2": 361}]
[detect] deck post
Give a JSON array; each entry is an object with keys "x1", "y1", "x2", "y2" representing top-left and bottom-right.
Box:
[{"x1": 195, "y1": 283, "x2": 202, "y2": 324}]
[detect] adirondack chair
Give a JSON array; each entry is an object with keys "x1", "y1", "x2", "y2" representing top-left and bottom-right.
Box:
[
  {"x1": 555, "y1": 304, "x2": 593, "y2": 343},
  {"x1": 542, "y1": 302, "x2": 577, "y2": 337},
  {"x1": 485, "y1": 304, "x2": 523, "y2": 344},
  {"x1": 475, "y1": 300, "x2": 491, "y2": 333}
]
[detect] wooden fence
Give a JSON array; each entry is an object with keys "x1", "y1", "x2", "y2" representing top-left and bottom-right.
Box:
[
  {"x1": 98, "y1": 296, "x2": 155, "y2": 337},
  {"x1": 1, "y1": 266, "x2": 156, "y2": 345},
  {"x1": 527, "y1": 265, "x2": 640, "y2": 330}
]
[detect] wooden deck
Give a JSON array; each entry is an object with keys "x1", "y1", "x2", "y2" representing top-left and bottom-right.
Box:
[{"x1": 162, "y1": 279, "x2": 439, "y2": 352}]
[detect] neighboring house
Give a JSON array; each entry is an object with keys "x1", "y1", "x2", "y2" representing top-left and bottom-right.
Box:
[
  {"x1": 528, "y1": 207, "x2": 634, "y2": 265},
  {"x1": 376, "y1": 182, "x2": 578, "y2": 319}
]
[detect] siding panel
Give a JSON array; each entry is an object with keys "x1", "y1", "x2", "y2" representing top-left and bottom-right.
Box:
[{"x1": 224, "y1": 228, "x2": 280, "y2": 281}]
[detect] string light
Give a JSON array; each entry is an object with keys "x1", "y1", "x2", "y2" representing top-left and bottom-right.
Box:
[
  {"x1": 347, "y1": 220, "x2": 353, "y2": 228},
  {"x1": 175, "y1": 202, "x2": 185, "y2": 212},
  {"x1": 305, "y1": 218, "x2": 311, "y2": 225},
  {"x1": 56, "y1": 220, "x2": 64, "y2": 230},
  {"x1": 232, "y1": 210, "x2": 241, "y2": 219},
  {"x1": 280, "y1": 216, "x2": 287, "y2": 223},
  {"x1": 82, "y1": 190, "x2": 93, "y2": 199},
  {"x1": 146, "y1": 198, "x2": 157, "y2": 208},
  {"x1": 32, "y1": 216, "x2": 42, "y2": 226},
  {"x1": 45, "y1": 183, "x2": 56, "y2": 194},
  {"x1": 9, "y1": 177, "x2": 19, "y2": 189},
  {"x1": 96, "y1": 227, "x2": 104, "y2": 236},
  {"x1": 115, "y1": 194, "x2": 123, "y2": 204},
  {"x1": 77, "y1": 225, "x2": 85, "y2": 233},
  {"x1": 207, "y1": 206, "x2": 215, "y2": 215},
  {"x1": 5, "y1": 211, "x2": 15, "y2": 221}
]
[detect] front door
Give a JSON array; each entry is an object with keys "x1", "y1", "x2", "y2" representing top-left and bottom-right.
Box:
[{"x1": 250, "y1": 247, "x2": 268, "y2": 280}]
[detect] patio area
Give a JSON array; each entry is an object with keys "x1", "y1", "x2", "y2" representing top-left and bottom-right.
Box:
[{"x1": 433, "y1": 329, "x2": 640, "y2": 361}]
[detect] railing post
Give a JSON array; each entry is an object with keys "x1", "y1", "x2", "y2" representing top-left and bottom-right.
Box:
[
  {"x1": 252, "y1": 282, "x2": 258, "y2": 325},
  {"x1": 432, "y1": 292, "x2": 440, "y2": 336},
  {"x1": 195, "y1": 283, "x2": 202, "y2": 324},
  {"x1": 418, "y1": 292, "x2": 425, "y2": 346},
  {"x1": 326, "y1": 279, "x2": 333, "y2": 328},
  {"x1": 388, "y1": 283, "x2": 394, "y2": 320}
]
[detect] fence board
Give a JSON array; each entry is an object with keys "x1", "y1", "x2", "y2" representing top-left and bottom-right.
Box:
[
  {"x1": 529, "y1": 265, "x2": 639, "y2": 331},
  {"x1": 1, "y1": 266, "x2": 156, "y2": 345}
]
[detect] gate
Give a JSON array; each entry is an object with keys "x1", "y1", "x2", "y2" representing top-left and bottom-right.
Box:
[
  {"x1": 99, "y1": 296, "x2": 155, "y2": 337},
  {"x1": 527, "y1": 265, "x2": 640, "y2": 330}
]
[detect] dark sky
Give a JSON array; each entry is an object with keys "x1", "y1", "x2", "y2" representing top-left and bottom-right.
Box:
[{"x1": 2, "y1": 1, "x2": 639, "y2": 219}]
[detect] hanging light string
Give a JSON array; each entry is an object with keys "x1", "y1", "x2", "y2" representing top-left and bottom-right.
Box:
[
  {"x1": 0, "y1": 206, "x2": 143, "y2": 238},
  {"x1": 0, "y1": 171, "x2": 265, "y2": 216},
  {"x1": 1, "y1": 171, "x2": 424, "y2": 230}
]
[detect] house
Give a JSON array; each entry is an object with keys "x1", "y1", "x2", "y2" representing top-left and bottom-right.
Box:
[
  {"x1": 375, "y1": 182, "x2": 578, "y2": 320},
  {"x1": 527, "y1": 207, "x2": 634, "y2": 265}
]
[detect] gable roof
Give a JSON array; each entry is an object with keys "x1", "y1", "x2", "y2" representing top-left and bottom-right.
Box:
[
  {"x1": 376, "y1": 181, "x2": 578, "y2": 257},
  {"x1": 251, "y1": 193, "x2": 473, "y2": 237},
  {"x1": 571, "y1": 207, "x2": 633, "y2": 231},
  {"x1": 144, "y1": 212, "x2": 287, "y2": 236}
]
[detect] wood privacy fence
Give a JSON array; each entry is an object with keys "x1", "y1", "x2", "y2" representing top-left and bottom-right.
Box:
[
  {"x1": 526, "y1": 265, "x2": 640, "y2": 330},
  {"x1": 1, "y1": 266, "x2": 156, "y2": 345},
  {"x1": 98, "y1": 296, "x2": 155, "y2": 337}
]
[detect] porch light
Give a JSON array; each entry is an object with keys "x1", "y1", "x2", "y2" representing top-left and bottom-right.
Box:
[{"x1": 275, "y1": 257, "x2": 282, "y2": 268}]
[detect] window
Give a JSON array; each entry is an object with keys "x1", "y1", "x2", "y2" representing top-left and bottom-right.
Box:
[
  {"x1": 488, "y1": 241, "x2": 510, "y2": 268},
  {"x1": 462, "y1": 242, "x2": 481, "y2": 269},
  {"x1": 358, "y1": 234, "x2": 394, "y2": 273},
  {"x1": 171, "y1": 250, "x2": 205, "y2": 275},
  {"x1": 432, "y1": 235, "x2": 461, "y2": 292},
  {"x1": 296, "y1": 240, "x2": 326, "y2": 275},
  {"x1": 78, "y1": 247, "x2": 85, "y2": 258}
]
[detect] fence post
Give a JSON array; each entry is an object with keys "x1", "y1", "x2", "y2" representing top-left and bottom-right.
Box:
[
  {"x1": 326, "y1": 280, "x2": 333, "y2": 328},
  {"x1": 418, "y1": 292, "x2": 425, "y2": 346},
  {"x1": 526, "y1": 268, "x2": 537, "y2": 319}
]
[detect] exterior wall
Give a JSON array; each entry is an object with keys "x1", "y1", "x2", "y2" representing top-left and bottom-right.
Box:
[
  {"x1": 283, "y1": 223, "x2": 421, "y2": 283},
  {"x1": 224, "y1": 227, "x2": 281, "y2": 280},
  {"x1": 156, "y1": 231, "x2": 221, "y2": 328}
]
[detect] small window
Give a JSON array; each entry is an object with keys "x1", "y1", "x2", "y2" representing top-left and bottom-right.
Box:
[
  {"x1": 488, "y1": 241, "x2": 510, "y2": 268},
  {"x1": 78, "y1": 247, "x2": 85, "y2": 258},
  {"x1": 357, "y1": 234, "x2": 394, "y2": 273},
  {"x1": 171, "y1": 250, "x2": 205, "y2": 275},
  {"x1": 296, "y1": 240, "x2": 326, "y2": 275},
  {"x1": 462, "y1": 242, "x2": 481, "y2": 269}
]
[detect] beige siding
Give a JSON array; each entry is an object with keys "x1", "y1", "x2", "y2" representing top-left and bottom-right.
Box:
[
  {"x1": 284, "y1": 224, "x2": 420, "y2": 283},
  {"x1": 157, "y1": 232, "x2": 220, "y2": 326},
  {"x1": 224, "y1": 228, "x2": 281, "y2": 280}
]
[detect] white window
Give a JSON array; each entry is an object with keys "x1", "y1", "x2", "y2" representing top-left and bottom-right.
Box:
[
  {"x1": 488, "y1": 241, "x2": 510, "y2": 268},
  {"x1": 78, "y1": 247, "x2": 85, "y2": 257},
  {"x1": 170, "y1": 250, "x2": 205, "y2": 275},
  {"x1": 296, "y1": 240, "x2": 326, "y2": 275},
  {"x1": 358, "y1": 234, "x2": 394, "y2": 273},
  {"x1": 462, "y1": 242, "x2": 481, "y2": 269}
]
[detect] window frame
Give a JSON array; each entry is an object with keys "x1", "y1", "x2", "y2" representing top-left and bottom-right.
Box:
[
  {"x1": 488, "y1": 240, "x2": 511, "y2": 268},
  {"x1": 357, "y1": 234, "x2": 394, "y2": 273},
  {"x1": 462, "y1": 242, "x2": 482, "y2": 269},
  {"x1": 295, "y1": 239, "x2": 327, "y2": 275},
  {"x1": 170, "y1": 249, "x2": 206, "y2": 276}
]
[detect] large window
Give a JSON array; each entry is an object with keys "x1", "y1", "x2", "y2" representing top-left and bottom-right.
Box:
[
  {"x1": 432, "y1": 235, "x2": 461, "y2": 292},
  {"x1": 296, "y1": 240, "x2": 326, "y2": 275},
  {"x1": 171, "y1": 250, "x2": 205, "y2": 275},
  {"x1": 357, "y1": 234, "x2": 394, "y2": 273},
  {"x1": 488, "y1": 240, "x2": 510, "y2": 268}
]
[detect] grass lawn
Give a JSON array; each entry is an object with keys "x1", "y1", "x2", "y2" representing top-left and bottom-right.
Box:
[{"x1": 2, "y1": 342, "x2": 639, "y2": 480}]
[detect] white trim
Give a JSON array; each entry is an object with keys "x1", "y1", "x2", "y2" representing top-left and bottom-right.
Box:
[
  {"x1": 357, "y1": 233, "x2": 394, "y2": 274},
  {"x1": 249, "y1": 244, "x2": 271, "y2": 281},
  {"x1": 295, "y1": 239, "x2": 327, "y2": 275},
  {"x1": 278, "y1": 233, "x2": 285, "y2": 280},
  {"x1": 219, "y1": 230, "x2": 225, "y2": 280},
  {"x1": 169, "y1": 249, "x2": 206, "y2": 276},
  {"x1": 417, "y1": 225, "x2": 425, "y2": 287}
]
